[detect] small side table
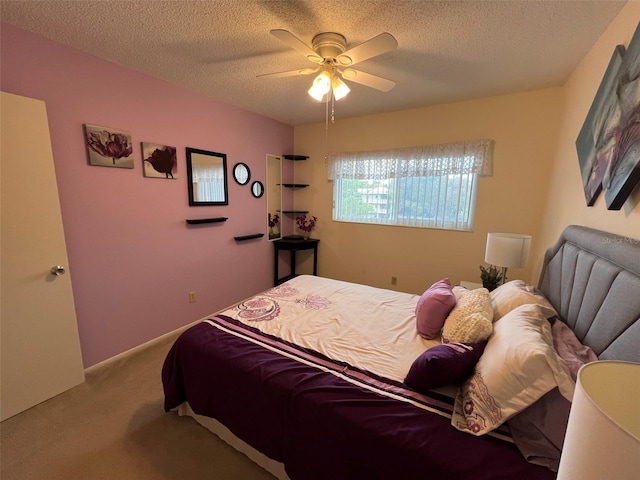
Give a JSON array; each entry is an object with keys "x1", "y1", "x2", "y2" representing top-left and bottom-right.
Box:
[{"x1": 273, "y1": 236, "x2": 319, "y2": 286}]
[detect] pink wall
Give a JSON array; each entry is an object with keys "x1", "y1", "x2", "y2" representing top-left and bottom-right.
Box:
[{"x1": 1, "y1": 23, "x2": 294, "y2": 367}]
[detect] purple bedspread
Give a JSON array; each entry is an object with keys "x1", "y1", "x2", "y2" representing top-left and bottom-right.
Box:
[{"x1": 162, "y1": 316, "x2": 555, "y2": 480}]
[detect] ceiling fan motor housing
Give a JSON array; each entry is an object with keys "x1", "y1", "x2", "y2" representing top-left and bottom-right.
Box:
[
  {"x1": 263, "y1": 29, "x2": 396, "y2": 92},
  {"x1": 312, "y1": 32, "x2": 348, "y2": 62}
]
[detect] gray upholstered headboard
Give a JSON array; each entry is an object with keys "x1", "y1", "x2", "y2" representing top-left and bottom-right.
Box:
[{"x1": 538, "y1": 225, "x2": 640, "y2": 362}]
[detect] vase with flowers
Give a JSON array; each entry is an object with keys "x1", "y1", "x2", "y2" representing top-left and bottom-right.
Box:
[
  {"x1": 268, "y1": 213, "x2": 280, "y2": 239},
  {"x1": 296, "y1": 214, "x2": 317, "y2": 240}
]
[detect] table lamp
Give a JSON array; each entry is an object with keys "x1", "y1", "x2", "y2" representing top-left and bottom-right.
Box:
[
  {"x1": 484, "y1": 232, "x2": 531, "y2": 284},
  {"x1": 557, "y1": 361, "x2": 640, "y2": 479}
]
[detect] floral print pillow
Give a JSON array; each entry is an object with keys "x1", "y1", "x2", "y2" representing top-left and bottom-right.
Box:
[{"x1": 452, "y1": 304, "x2": 575, "y2": 436}]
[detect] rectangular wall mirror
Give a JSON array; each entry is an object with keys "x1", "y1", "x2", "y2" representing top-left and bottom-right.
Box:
[
  {"x1": 267, "y1": 154, "x2": 282, "y2": 240},
  {"x1": 186, "y1": 147, "x2": 228, "y2": 206}
]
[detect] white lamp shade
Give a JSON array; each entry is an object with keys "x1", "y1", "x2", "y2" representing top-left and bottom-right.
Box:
[
  {"x1": 557, "y1": 361, "x2": 640, "y2": 480},
  {"x1": 484, "y1": 232, "x2": 531, "y2": 268},
  {"x1": 308, "y1": 71, "x2": 331, "y2": 101},
  {"x1": 332, "y1": 76, "x2": 350, "y2": 101}
]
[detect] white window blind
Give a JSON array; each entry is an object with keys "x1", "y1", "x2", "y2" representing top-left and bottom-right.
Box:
[{"x1": 327, "y1": 139, "x2": 493, "y2": 231}]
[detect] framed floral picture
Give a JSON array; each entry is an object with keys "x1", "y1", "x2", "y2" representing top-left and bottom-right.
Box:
[
  {"x1": 141, "y1": 142, "x2": 177, "y2": 179},
  {"x1": 603, "y1": 22, "x2": 640, "y2": 210},
  {"x1": 84, "y1": 124, "x2": 134, "y2": 168},
  {"x1": 575, "y1": 45, "x2": 625, "y2": 206}
]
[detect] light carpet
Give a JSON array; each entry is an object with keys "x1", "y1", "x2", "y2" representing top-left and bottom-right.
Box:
[{"x1": 0, "y1": 332, "x2": 276, "y2": 480}]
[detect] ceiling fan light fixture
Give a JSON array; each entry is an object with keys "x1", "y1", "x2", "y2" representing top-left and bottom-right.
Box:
[
  {"x1": 308, "y1": 71, "x2": 332, "y2": 101},
  {"x1": 332, "y1": 76, "x2": 350, "y2": 101}
]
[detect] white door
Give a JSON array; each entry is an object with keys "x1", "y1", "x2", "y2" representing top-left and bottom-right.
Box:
[{"x1": 1, "y1": 91, "x2": 85, "y2": 421}]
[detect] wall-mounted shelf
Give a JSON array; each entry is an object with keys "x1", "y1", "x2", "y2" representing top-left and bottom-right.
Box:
[
  {"x1": 282, "y1": 155, "x2": 310, "y2": 215},
  {"x1": 186, "y1": 217, "x2": 228, "y2": 225},
  {"x1": 234, "y1": 233, "x2": 264, "y2": 241}
]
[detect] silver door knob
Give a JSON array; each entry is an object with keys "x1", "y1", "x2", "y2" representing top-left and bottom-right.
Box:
[{"x1": 50, "y1": 265, "x2": 66, "y2": 276}]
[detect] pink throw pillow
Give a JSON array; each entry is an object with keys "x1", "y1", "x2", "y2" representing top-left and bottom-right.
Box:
[{"x1": 415, "y1": 278, "x2": 456, "y2": 339}]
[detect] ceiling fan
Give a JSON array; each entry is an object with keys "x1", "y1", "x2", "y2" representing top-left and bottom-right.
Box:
[{"x1": 259, "y1": 29, "x2": 398, "y2": 102}]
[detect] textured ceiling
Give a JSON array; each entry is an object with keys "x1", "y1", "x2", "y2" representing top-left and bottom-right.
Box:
[{"x1": 0, "y1": 0, "x2": 626, "y2": 126}]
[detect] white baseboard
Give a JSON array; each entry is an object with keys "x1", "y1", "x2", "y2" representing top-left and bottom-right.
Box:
[
  {"x1": 83, "y1": 316, "x2": 205, "y2": 376},
  {"x1": 83, "y1": 294, "x2": 258, "y2": 376}
]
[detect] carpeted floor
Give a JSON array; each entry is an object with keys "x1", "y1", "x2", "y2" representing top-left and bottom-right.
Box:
[{"x1": 0, "y1": 332, "x2": 276, "y2": 480}]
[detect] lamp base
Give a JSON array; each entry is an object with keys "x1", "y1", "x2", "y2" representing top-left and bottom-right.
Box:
[{"x1": 500, "y1": 267, "x2": 508, "y2": 285}]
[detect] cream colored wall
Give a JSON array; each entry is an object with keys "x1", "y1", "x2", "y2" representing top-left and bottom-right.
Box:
[
  {"x1": 535, "y1": 2, "x2": 640, "y2": 277},
  {"x1": 294, "y1": 88, "x2": 562, "y2": 294}
]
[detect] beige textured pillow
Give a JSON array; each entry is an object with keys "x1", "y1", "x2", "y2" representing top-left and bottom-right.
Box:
[{"x1": 442, "y1": 288, "x2": 493, "y2": 343}]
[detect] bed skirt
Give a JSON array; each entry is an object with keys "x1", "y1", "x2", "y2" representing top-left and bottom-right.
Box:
[{"x1": 176, "y1": 402, "x2": 289, "y2": 480}]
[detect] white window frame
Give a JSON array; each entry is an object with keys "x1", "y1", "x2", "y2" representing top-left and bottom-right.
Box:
[{"x1": 328, "y1": 139, "x2": 493, "y2": 232}]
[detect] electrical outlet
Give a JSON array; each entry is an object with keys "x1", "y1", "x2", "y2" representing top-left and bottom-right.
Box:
[
  {"x1": 391, "y1": 276, "x2": 397, "y2": 285},
  {"x1": 189, "y1": 291, "x2": 196, "y2": 303}
]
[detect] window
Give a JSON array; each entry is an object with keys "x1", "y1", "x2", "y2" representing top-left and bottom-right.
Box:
[{"x1": 328, "y1": 139, "x2": 493, "y2": 231}]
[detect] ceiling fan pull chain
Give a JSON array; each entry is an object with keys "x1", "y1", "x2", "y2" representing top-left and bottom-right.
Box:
[
  {"x1": 331, "y1": 95, "x2": 335, "y2": 124},
  {"x1": 325, "y1": 97, "x2": 329, "y2": 134},
  {"x1": 324, "y1": 98, "x2": 330, "y2": 163}
]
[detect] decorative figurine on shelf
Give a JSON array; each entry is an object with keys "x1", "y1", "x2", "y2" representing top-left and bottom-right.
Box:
[
  {"x1": 296, "y1": 214, "x2": 317, "y2": 240},
  {"x1": 479, "y1": 264, "x2": 503, "y2": 291},
  {"x1": 268, "y1": 213, "x2": 280, "y2": 239}
]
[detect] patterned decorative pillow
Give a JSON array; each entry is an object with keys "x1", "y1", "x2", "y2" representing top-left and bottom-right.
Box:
[
  {"x1": 415, "y1": 278, "x2": 457, "y2": 340},
  {"x1": 451, "y1": 304, "x2": 575, "y2": 436},
  {"x1": 404, "y1": 342, "x2": 486, "y2": 392},
  {"x1": 442, "y1": 288, "x2": 493, "y2": 343},
  {"x1": 490, "y1": 280, "x2": 557, "y2": 321}
]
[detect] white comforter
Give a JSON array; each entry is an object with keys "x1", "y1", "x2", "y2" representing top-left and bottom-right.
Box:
[{"x1": 221, "y1": 275, "x2": 440, "y2": 383}]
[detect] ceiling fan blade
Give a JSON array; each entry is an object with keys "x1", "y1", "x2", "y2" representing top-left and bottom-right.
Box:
[
  {"x1": 270, "y1": 29, "x2": 323, "y2": 63},
  {"x1": 336, "y1": 33, "x2": 398, "y2": 66},
  {"x1": 258, "y1": 67, "x2": 319, "y2": 79},
  {"x1": 340, "y1": 69, "x2": 396, "y2": 92}
]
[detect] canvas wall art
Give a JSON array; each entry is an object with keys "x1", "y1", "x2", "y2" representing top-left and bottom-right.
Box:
[
  {"x1": 84, "y1": 124, "x2": 134, "y2": 168},
  {"x1": 142, "y1": 142, "x2": 178, "y2": 179},
  {"x1": 603, "y1": 22, "x2": 640, "y2": 210},
  {"x1": 575, "y1": 45, "x2": 625, "y2": 206}
]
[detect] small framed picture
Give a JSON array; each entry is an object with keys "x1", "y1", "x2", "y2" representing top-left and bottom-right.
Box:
[
  {"x1": 142, "y1": 142, "x2": 178, "y2": 179},
  {"x1": 84, "y1": 124, "x2": 134, "y2": 168}
]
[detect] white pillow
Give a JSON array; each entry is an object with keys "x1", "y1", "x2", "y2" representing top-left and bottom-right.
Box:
[
  {"x1": 451, "y1": 304, "x2": 574, "y2": 436},
  {"x1": 490, "y1": 280, "x2": 557, "y2": 321},
  {"x1": 442, "y1": 288, "x2": 493, "y2": 343},
  {"x1": 452, "y1": 285, "x2": 470, "y2": 302}
]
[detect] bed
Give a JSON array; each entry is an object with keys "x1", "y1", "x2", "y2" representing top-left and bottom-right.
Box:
[{"x1": 162, "y1": 225, "x2": 640, "y2": 479}]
